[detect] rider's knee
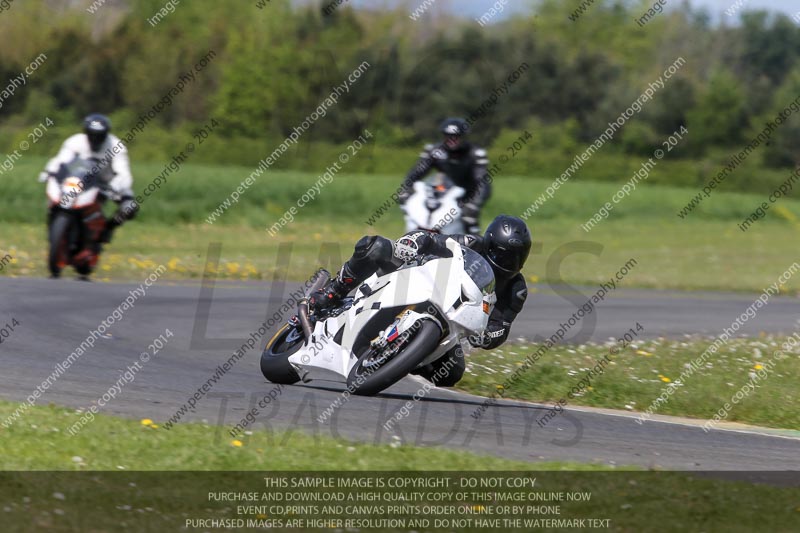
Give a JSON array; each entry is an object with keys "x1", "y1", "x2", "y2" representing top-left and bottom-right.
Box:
[
  {"x1": 349, "y1": 235, "x2": 394, "y2": 279},
  {"x1": 431, "y1": 345, "x2": 465, "y2": 387},
  {"x1": 353, "y1": 235, "x2": 393, "y2": 262}
]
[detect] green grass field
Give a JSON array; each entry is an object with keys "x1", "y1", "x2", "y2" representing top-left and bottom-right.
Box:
[
  {"x1": 3, "y1": 156, "x2": 800, "y2": 529},
  {"x1": 0, "y1": 399, "x2": 573, "y2": 471},
  {"x1": 1, "y1": 401, "x2": 799, "y2": 532},
  {"x1": 459, "y1": 335, "x2": 800, "y2": 431},
  {"x1": 2, "y1": 156, "x2": 799, "y2": 292}
]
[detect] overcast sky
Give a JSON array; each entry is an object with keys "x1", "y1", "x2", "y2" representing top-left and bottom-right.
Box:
[
  {"x1": 693, "y1": 0, "x2": 797, "y2": 16},
  {"x1": 338, "y1": 0, "x2": 798, "y2": 21}
]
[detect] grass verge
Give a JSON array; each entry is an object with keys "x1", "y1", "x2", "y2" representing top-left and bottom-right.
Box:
[
  {"x1": 0, "y1": 401, "x2": 799, "y2": 532},
  {"x1": 458, "y1": 335, "x2": 800, "y2": 430},
  {"x1": 2, "y1": 158, "x2": 800, "y2": 292},
  {"x1": 0, "y1": 399, "x2": 600, "y2": 471},
  {"x1": 2, "y1": 217, "x2": 799, "y2": 293}
]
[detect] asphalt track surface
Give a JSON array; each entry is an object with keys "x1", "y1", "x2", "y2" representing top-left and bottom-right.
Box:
[{"x1": 1, "y1": 276, "x2": 799, "y2": 472}]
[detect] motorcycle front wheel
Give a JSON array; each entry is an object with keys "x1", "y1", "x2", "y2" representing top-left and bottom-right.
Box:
[
  {"x1": 260, "y1": 323, "x2": 303, "y2": 384},
  {"x1": 48, "y1": 212, "x2": 73, "y2": 278},
  {"x1": 346, "y1": 319, "x2": 441, "y2": 396}
]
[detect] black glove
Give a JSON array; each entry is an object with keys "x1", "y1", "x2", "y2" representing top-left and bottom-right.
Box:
[
  {"x1": 468, "y1": 321, "x2": 509, "y2": 350},
  {"x1": 468, "y1": 333, "x2": 487, "y2": 349},
  {"x1": 112, "y1": 197, "x2": 139, "y2": 225}
]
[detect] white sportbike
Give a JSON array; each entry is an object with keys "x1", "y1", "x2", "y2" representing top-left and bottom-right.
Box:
[
  {"x1": 260, "y1": 239, "x2": 496, "y2": 395},
  {"x1": 403, "y1": 174, "x2": 465, "y2": 235}
]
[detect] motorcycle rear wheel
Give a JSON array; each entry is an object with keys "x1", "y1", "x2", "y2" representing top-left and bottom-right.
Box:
[{"x1": 346, "y1": 319, "x2": 441, "y2": 396}]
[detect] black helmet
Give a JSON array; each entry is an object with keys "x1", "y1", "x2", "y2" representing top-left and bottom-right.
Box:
[
  {"x1": 483, "y1": 215, "x2": 532, "y2": 277},
  {"x1": 439, "y1": 117, "x2": 469, "y2": 151},
  {"x1": 83, "y1": 113, "x2": 111, "y2": 152}
]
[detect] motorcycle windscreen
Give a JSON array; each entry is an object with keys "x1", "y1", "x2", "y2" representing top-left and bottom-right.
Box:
[{"x1": 462, "y1": 247, "x2": 495, "y2": 295}]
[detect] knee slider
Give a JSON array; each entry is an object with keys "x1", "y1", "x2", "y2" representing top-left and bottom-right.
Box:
[
  {"x1": 432, "y1": 346, "x2": 465, "y2": 387},
  {"x1": 371, "y1": 236, "x2": 394, "y2": 261},
  {"x1": 353, "y1": 236, "x2": 377, "y2": 259},
  {"x1": 353, "y1": 235, "x2": 392, "y2": 262}
]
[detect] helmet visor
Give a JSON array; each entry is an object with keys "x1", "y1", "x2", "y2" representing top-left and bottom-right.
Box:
[
  {"x1": 487, "y1": 242, "x2": 521, "y2": 273},
  {"x1": 444, "y1": 134, "x2": 462, "y2": 150},
  {"x1": 87, "y1": 132, "x2": 107, "y2": 151}
]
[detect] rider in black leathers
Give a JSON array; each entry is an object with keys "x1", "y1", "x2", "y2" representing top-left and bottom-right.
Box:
[
  {"x1": 310, "y1": 215, "x2": 531, "y2": 386},
  {"x1": 398, "y1": 118, "x2": 491, "y2": 236}
]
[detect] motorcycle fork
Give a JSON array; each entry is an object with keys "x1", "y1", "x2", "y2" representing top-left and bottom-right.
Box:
[
  {"x1": 82, "y1": 204, "x2": 106, "y2": 243},
  {"x1": 71, "y1": 205, "x2": 105, "y2": 271}
]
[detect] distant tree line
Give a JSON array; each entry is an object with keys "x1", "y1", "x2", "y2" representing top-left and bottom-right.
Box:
[{"x1": 0, "y1": 0, "x2": 798, "y2": 173}]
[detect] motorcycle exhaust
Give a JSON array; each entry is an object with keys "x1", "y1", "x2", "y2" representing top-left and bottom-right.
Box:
[{"x1": 298, "y1": 269, "x2": 330, "y2": 339}]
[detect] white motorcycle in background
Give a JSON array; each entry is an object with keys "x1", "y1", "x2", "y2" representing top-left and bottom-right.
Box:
[
  {"x1": 403, "y1": 173, "x2": 465, "y2": 235},
  {"x1": 260, "y1": 239, "x2": 496, "y2": 396}
]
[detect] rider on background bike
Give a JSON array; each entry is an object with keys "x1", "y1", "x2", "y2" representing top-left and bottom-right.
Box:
[
  {"x1": 39, "y1": 113, "x2": 138, "y2": 246},
  {"x1": 310, "y1": 215, "x2": 531, "y2": 387},
  {"x1": 398, "y1": 118, "x2": 491, "y2": 236}
]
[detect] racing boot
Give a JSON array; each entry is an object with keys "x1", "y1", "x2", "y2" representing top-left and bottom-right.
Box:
[
  {"x1": 98, "y1": 222, "x2": 116, "y2": 245},
  {"x1": 308, "y1": 265, "x2": 358, "y2": 314},
  {"x1": 98, "y1": 211, "x2": 124, "y2": 245},
  {"x1": 411, "y1": 345, "x2": 465, "y2": 387}
]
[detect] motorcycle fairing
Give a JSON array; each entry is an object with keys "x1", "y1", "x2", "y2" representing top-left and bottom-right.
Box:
[{"x1": 288, "y1": 240, "x2": 489, "y2": 382}]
